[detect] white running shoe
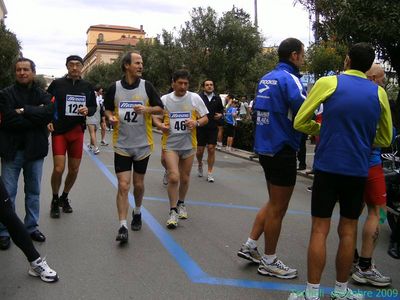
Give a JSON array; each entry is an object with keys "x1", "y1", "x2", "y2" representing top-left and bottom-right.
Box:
[
  {"x1": 163, "y1": 170, "x2": 168, "y2": 185},
  {"x1": 166, "y1": 210, "x2": 179, "y2": 229},
  {"x1": 100, "y1": 140, "x2": 109, "y2": 146},
  {"x1": 207, "y1": 174, "x2": 214, "y2": 182},
  {"x1": 351, "y1": 264, "x2": 391, "y2": 287},
  {"x1": 87, "y1": 143, "x2": 93, "y2": 151},
  {"x1": 93, "y1": 147, "x2": 100, "y2": 155},
  {"x1": 237, "y1": 243, "x2": 261, "y2": 263},
  {"x1": 257, "y1": 257, "x2": 297, "y2": 279},
  {"x1": 197, "y1": 165, "x2": 203, "y2": 177},
  {"x1": 330, "y1": 288, "x2": 364, "y2": 300},
  {"x1": 28, "y1": 257, "x2": 59, "y2": 283},
  {"x1": 177, "y1": 203, "x2": 188, "y2": 219}
]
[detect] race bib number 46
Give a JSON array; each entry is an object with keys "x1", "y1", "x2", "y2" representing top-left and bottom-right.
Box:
[
  {"x1": 65, "y1": 94, "x2": 86, "y2": 116},
  {"x1": 170, "y1": 111, "x2": 191, "y2": 134},
  {"x1": 119, "y1": 101, "x2": 144, "y2": 126}
]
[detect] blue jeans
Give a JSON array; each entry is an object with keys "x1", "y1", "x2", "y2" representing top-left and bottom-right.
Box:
[{"x1": 0, "y1": 151, "x2": 44, "y2": 236}]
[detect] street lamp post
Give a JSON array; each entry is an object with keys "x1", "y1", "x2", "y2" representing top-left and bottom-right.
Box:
[{"x1": 254, "y1": 0, "x2": 258, "y2": 27}]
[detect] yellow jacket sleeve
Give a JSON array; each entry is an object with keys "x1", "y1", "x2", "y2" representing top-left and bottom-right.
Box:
[
  {"x1": 373, "y1": 86, "x2": 393, "y2": 147},
  {"x1": 294, "y1": 76, "x2": 337, "y2": 136}
]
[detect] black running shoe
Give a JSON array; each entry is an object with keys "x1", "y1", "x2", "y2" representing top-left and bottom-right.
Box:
[
  {"x1": 59, "y1": 198, "x2": 73, "y2": 213},
  {"x1": 116, "y1": 226, "x2": 128, "y2": 243},
  {"x1": 131, "y1": 213, "x2": 142, "y2": 231},
  {"x1": 50, "y1": 200, "x2": 60, "y2": 218}
]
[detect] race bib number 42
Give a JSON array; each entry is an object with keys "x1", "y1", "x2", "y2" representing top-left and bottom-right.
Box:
[
  {"x1": 65, "y1": 94, "x2": 86, "y2": 116},
  {"x1": 170, "y1": 111, "x2": 191, "y2": 134},
  {"x1": 119, "y1": 101, "x2": 144, "y2": 126}
]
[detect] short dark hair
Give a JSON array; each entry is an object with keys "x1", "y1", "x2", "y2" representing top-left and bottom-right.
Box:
[
  {"x1": 202, "y1": 79, "x2": 214, "y2": 87},
  {"x1": 121, "y1": 51, "x2": 141, "y2": 72},
  {"x1": 348, "y1": 43, "x2": 375, "y2": 73},
  {"x1": 172, "y1": 69, "x2": 191, "y2": 82},
  {"x1": 15, "y1": 57, "x2": 36, "y2": 73},
  {"x1": 227, "y1": 93, "x2": 235, "y2": 100},
  {"x1": 94, "y1": 85, "x2": 102, "y2": 92},
  {"x1": 278, "y1": 38, "x2": 304, "y2": 61}
]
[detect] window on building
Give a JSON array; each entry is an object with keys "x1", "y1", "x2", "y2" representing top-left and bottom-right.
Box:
[{"x1": 97, "y1": 33, "x2": 104, "y2": 43}]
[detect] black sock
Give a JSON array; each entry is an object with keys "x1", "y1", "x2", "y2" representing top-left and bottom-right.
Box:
[
  {"x1": 359, "y1": 257, "x2": 372, "y2": 271},
  {"x1": 52, "y1": 194, "x2": 59, "y2": 201},
  {"x1": 353, "y1": 249, "x2": 359, "y2": 263},
  {"x1": 170, "y1": 207, "x2": 178, "y2": 213},
  {"x1": 177, "y1": 200, "x2": 184, "y2": 205},
  {"x1": 60, "y1": 192, "x2": 68, "y2": 201}
]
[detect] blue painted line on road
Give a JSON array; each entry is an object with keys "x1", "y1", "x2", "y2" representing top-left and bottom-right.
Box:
[
  {"x1": 84, "y1": 147, "x2": 390, "y2": 299},
  {"x1": 144, "y1": 195, "x2": 310, "y2": 216}
]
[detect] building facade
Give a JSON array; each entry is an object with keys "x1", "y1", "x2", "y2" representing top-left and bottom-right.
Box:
[
  {"x1": 0, "y1": 0, "x2": 7, "y2": 21},
  {"x1": 82, "y1": 24, "x2": 147, "y2": 75}
]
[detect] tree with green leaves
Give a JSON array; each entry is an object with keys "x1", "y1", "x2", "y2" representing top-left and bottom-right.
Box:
[
  {"x1": 179, "y1": 6, "x2": 265, "y2": 95},
  {"x1": 306, "y1": 40, "x2": 348, "y2": 78},
  {"x1": 296, "y1": 0, "x2": 400, "y2": 74},
  {"x1": 0, "y1": 22, "x2": 21, "y2": 88}
]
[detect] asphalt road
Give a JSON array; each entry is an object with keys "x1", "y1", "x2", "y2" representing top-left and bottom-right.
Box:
[{"x1": 0, "y1": 131, "x2": 399, "y2": 300}]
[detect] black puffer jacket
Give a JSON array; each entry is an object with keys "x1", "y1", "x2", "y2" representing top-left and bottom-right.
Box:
[{"x1": 0, "y1": 82, "x2": 54, "y2": 161}]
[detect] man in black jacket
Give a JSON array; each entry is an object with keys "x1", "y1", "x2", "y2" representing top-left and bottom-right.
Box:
[
  {"x1": 196, "y1": 80, "x2": 224, "y2": 182},
  {"x1": 0, "y1": 58, "x2": 54, "y2": 250},
  {"x1": 47, "y1": 55, "x2": 96, "y2": 218}
]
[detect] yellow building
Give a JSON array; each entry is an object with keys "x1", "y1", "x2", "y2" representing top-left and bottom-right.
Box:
[{"x1": 83, "y1": 24, "x2": 147, "y2": 75}]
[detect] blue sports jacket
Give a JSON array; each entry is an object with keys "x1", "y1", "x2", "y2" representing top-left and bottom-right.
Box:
[{"x1": 253, "y1": 61, "x2": 306, "y2": 155}]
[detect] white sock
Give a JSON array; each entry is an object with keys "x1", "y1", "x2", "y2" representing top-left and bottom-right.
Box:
[
  {"x1": 306, "y1": 282, "x2": 320, "y2": 299},
  {"x1": 334, "y1": 281, "x2": 348, "y2": 295},
  {"x1": 245, "y1": 238, "x2": 257, "y2": 249},
  {"x1": 134, "y1": 207, "x2": 141, "y2": 215},
  {"x1": 262, "y1": 254, "x2": 277, "y2": 264},
  {"x1": 120, "y1": 220, "x2": 128, "y2": 229}
]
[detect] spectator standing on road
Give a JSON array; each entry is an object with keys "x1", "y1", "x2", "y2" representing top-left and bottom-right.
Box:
[
  {"x1": 48, "y1": 55, "x2": 97, "y2": 219},
  {"x1": 216, "y1": 93, "x2": 227, "y2": 150},
  {"x1": 237, "y1": 38, "x2": 306, "y2": 279},
  {"x1": 239, "y1": 96, "x2": 249, "y2": 120},
  {"x1": 351, "y1": 63, "x2": 391, "y2": 287},
  {"x1": 96, "y1": 86, "x2": 109, "y2": 146},
  {"x1": 224, "y1": 94, "x2": 237, "y2": 152},
  {"x1": 297, "y1": 134, "x2": 307, "y2": 170},
  {"x1": 0, "y1": 176, "x2": 58, "y2": 282},
  {"x1": 0, "y1": 58, "x2": 54, "y2": 249},
  {"x1": 104, "y1": 51, "x2": 163, "y2": 244},
  {"x1": 152, "y1": 70, "x2": 208, "y2": 229},
  {"x1": 196, "y1": 79, "x2": 224, "y2": 182},
  {"x1": 289, "y1": 43, "x2": 392, "y2": 300},
  {"x1": 86, "y1": 86, "x2": 102, "y2": 155}
]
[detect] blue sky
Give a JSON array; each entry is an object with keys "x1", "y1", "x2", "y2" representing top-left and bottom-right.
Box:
[{"x1": 4, "y1": 0, "x2": 311, "y2": 77}]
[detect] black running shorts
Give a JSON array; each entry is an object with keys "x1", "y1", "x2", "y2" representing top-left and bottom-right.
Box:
[
  {"x1": 258, "y1": 145, "x2": 297, "y2": 187},
  {"x1": 114, "y1": 153, "x2": 150, "y2": 174},
  {"x1": 311, "y1": 171, "x2": 366, "y2": 219},
  {"x1": 197, "y1": 127, "x2": 218, "y2": 146}
]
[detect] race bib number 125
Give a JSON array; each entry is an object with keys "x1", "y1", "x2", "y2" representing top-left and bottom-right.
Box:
[{"x1": 65, "y1": 94, "x2": 86, "y2": 116}]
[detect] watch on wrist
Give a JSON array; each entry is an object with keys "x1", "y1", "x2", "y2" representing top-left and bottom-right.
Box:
[
  {"x1": 196, "y1": 121, "x2": 200, "y2": 127},
  {"x1": 20, "y1": 108, "x2": 24, "y2": 113}
]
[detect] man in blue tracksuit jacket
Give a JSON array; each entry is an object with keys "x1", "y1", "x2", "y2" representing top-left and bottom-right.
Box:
[{"x1": 237, "y1": 38, "x2": 306, "y2": 279}]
